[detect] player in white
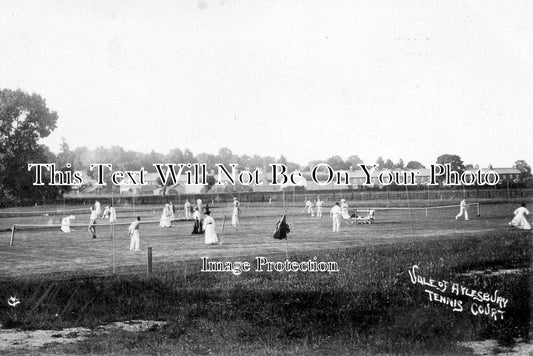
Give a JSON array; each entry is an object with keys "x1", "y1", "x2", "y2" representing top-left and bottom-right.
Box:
[
  {"x1": 232, "y1": 197, "x2": 240, "y2": 227},
  {"x1": 305, "y1": 199, "x2": 315, "y2": 216},
  {"x1": 101, "y1": 206, "x2": 110, "y2": 219},
  {"x1": 159, "y1": 203, "x2": 172, "y2": 227},
  {"x1": 340, "y1": 199, "x2": 350, "y2": 221},
  {"x1": 509, "y1": 202, "x2": 531, "y2": 230},
  {"x1": 455, "y1": 199, "x2": 469, "y2": 221},
  {"x1": 197, "y1": 199, "x2": 203, "y2": 218},
  {"x1": 129, "y1": 216, "x2": 141, "y2": 251},
  {"x1": 184, "y1": 199, "x2": 191, "y2": 220},
  {"x1": 94, "y1": 200, "x2": 101, "y2": 216},
  {"x1": 88, "y1": 207, "x2": 98, "y2": 238},
  {"x1": 203, "y1": 211, "x2": 219, "y2": 245},
  {"x1": 330, "y1": 202, "x2": 342, "y2": 233},
  {"x1": 109, "y1": 205, "x2": 117, "y2": 223},
  {"x1": 316, "y1": 196, "x2": 323, "y2": 218},
  {"x1": 61, "y1": 215, "x2": 75, "y2": 233}
]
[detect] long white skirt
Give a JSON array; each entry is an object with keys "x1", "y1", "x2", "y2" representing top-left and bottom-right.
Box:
[
  {"x1": 232, "y1": 214, "x2": 239, "y2": 226},
  {"x1": 204, "y1": 224, "x2": 219, "y2": 244},
  {"x1": 160, "y1": 213, "x2": 171, "y2": 227},
  {"x1": 130, "y1": 231, "x2": 141, "y2": 251},
  {"x1": 510, "y1": 214, "x2": 532, "y2": 230}
]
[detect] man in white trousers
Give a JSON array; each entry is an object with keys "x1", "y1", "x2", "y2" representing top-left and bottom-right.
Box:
[
  {"x1": 88, "y1": 207, "x2": 98, "y2": 238},
  {"x1": 330, "y1": 202, "x2": 342, "y2": 233},
  {"x1": 455, "y1": 199, "x2": 469, "y2": 221},
  {"x1": 316, "y1": 197, "x2": 323, "y2": 218},
  {"x1": 129, "y1": 216, "x2": 141, "y2": 251},
  {"x1": 305, "y1": 199, "x2": 315, "y2": 216}
]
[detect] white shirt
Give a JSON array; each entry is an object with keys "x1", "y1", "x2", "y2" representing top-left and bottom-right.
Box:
[
  {"x1": 330, "y1": 205, "x2": 341, "y2": 218},
  {"x1": 203, "y1": 215, "x2": 215, "y2": 229},
  {"x1": 514, "y1": 206, "x2": 530, "y2": 217},
  {"x1": 129, "y1": 220, "x2": 140, "y2": 235}
]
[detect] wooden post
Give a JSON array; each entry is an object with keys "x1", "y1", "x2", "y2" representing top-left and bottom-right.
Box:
[
  {"x1": 147, "y1": 247, "x2": 152, "y2": 275},
  {"x1": 10, "y1": 225, "x2": 16, "y2": 246},
  {"x1": 111, "y1": 223, "x2": 116, "y2": 274}
]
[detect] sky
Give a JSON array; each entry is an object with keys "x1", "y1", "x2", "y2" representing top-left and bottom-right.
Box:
[{"x1": 1, "y1": 0, "x2": 532, "y2": 168}]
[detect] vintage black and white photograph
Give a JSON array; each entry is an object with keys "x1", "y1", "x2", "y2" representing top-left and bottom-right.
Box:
[{"x1": 0, "y1": 1, "x2": 532, "y2": 355}]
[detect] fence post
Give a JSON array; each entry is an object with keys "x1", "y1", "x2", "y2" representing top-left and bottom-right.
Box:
[
  {"x1": 147, "y1": 247, "x2": 152, "y2": 275},
  {"x1": 10, "y1": 225, "x2": 16, "y2": 246}
]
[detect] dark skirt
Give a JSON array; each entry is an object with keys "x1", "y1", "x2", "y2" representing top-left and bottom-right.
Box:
[{"x1": 192, "y1": 219, "x2": 204, "y2": 234}]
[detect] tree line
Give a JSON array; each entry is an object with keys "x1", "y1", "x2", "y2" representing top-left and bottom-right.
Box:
[{"x1": 1, "y1": 88, "x2": 531, "y2": 206}]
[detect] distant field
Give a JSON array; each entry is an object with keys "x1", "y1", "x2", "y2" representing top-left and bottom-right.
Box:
[{"x1": 0, "y1": 200, "x2": 526, "y2": 278}]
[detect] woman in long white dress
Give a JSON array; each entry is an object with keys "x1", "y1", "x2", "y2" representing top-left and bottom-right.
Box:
[
  {"x1": 159, "y1": 203, "x2": 172, "y2": 228},
  {"x1": 509, "y1": 202, "x2": 531, "y2": 230},
  {"x1": 203, "y1": 211, "x2": 219, "y2": 245}
]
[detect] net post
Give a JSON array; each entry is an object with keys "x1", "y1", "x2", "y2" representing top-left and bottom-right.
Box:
[
  {"x1": 477, "y1": 203, "x2": 480, "y2": 217},
  {"x1": 10, "y1": 225, "x2": 16, "y2": 246},
  {"x1": 147, "y1": 247, "x2": 153, "y2": 275},
  {"x1": 222, "y1": 215, "x2": 226, "y2": 233},
  {"x1": 111, "y1": 222, "x2": 116, "y2": 275}
]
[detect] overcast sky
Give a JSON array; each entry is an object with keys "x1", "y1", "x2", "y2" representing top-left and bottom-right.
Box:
[{"x1": 1, "y1": 0, "x2": 531, "y2": 167}]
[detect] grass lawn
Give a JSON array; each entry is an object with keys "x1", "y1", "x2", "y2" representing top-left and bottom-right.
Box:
[{"x1": 0, "y1": 201, "x2": 531, "y2": 355}]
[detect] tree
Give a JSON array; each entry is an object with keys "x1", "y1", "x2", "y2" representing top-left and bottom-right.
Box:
[
  {"x1": 196, "y1": 152, "x2": 217, "y2": 172},
  {"x1": 436, "y1": 154, "x2": 465, "y2": 173},
  {"x1": 346, "y1": 155, "x2": 363, "y2": 170},
  {"x1": 383, "y1": 159, "x2": 395, "y2": 170},
  {"x1": 277, "y1": 155, "x2": 288, "y2": 166},
  {"x1": 56, "y1": 138, "x2": 75, "y2": 170},
  {"x1": 277, "y1": 155, "x2": 300, "y2": 171},
  {"x1": 514, "y1": 160, "x2": 531, "y2": 182},
  {"x1": 217, "y1": 147, "x2": 233, "y2": 165},
  {"x1": 0, "y1": 89, "x2": 59, "y2": 205},
  {"x1": 53, "y1": 138, "x2": 76, "y2": 195},
  {"x1": 72, "y1": 146, "x2": 91, "y2": 171},
  {"x1": 166, "y1": 148, "x2": 184, "y2": 163},
  {"x1": 183, "y1": 149, "x2": 196, "y2": 163},
  {"x1": 406, "y1": 161, "x2": 425, "y2": 169},
  {"x1": 395, "y1": 158, "x2": 404, "y2": 170},
  {"x1": 375, "y1": 157, "x2": 385, "y2": 169},
  {"x1": 326, "y1": 155, "x2": 348, "y2": 170}
]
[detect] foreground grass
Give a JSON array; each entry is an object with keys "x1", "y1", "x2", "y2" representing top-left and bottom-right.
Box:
[{"x1": 0, "y1": 229, "x2": 531, "y2": 355}]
